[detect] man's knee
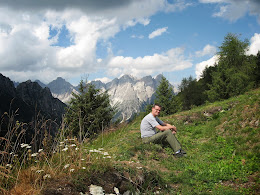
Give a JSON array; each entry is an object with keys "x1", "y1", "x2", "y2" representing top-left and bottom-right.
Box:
[{"x1": 164, "y1": 129, "x2": 172, "y2": 135}]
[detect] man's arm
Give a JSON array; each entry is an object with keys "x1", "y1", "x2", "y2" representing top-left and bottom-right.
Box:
[{"x1": 155, "y1": 123, "x2": 177, "y2": 133}]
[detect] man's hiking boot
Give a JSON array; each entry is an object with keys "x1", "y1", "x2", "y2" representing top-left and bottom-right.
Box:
[
  {"x1": 174, "y1": 149, "x2": 187, "y2": 157},
  {"x1": 174, "y1": 152, "x2": 184, "y2": 157},
  {"x1": 180, "y1": 149, "x2": 186, "y2": 154}
]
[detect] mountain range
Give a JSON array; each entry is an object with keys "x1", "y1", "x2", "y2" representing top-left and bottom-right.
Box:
[
  {"x1": 2, "y1": 73, "x2": 169, "y2": 122},
  {"x1": 36, "y1": 74, "x2": 165, "y2": 121}
]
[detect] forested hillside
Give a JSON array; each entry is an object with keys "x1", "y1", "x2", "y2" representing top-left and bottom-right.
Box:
[
  {"x1": 177, "y1": 33, "x2": 259, "y2": 111},
  {"x1": 1, "y1": 88, "x2": 259, "y2": 194}
]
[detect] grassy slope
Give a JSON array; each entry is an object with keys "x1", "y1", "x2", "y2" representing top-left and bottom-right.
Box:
[
  {"x1": 89, "y1": 88, "x2": 259, "y2": 194},
  {"x1": 3, "y1": 88, "x2": 259, "y2": 194}
]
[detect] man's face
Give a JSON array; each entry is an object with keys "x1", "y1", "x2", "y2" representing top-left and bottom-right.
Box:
[{"x1": 152, "y1": 105, "x2": 161, "y2": 117}]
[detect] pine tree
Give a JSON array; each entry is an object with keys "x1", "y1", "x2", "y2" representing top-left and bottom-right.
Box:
[
  {"x1": 155, "y1": 76, "x2": 176, "y2": 116},
  {"x1": 255, "y1": 51, "x2": 260, "y2": 86},
  {"x1": 64, "y1": 80, "x2": 114, "y2": 141},
  {"x1": 206, "y1": 33, "x2": 252, "y2": 101},
  {"x1": 178, "y1": 76, "x2": 205, "y2": 110}
]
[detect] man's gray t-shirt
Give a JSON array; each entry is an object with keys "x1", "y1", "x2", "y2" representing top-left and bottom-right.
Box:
[{"x1": 140, "y1": 113, "x2": 164, "y2": 138}]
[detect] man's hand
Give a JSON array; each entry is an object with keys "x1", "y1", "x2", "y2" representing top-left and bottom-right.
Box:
[
  {"x1": 156, "y1": 123, "x2": 178, "y2": 133},
  {"x1": 164, "y1": 123, "x2": 177, "y2": 134},
  {"x1": 172, "y1": 130, "x2": 176, "y2": 134}
]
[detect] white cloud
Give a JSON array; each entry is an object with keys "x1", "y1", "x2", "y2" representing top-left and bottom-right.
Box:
[
  {"x1": 195, "y1": 55, "x2": 219, "y2": 80},
  {"x1": 149, "y1": 27, "x2": 168, "y2": 39},
  {"x1": 199, "y1": 0, "x2": 260, "y2": 23},
  {"x1": 196, "y1": 44, "x2": 217, "y2": 57},
  {"x1": 94, "y1": 77, "x2": 111, "y2": 83},
  {"x1": 0, "y1": 0, "x2": 191, "y2": 83},
  {"x1": 199, "y1": 0, "x2": 225, "y2": 3},
  {"x1": 107, "y1": 47, "x2": 192, "y2": 78},
  {"x1": 246, "y1": 33, "x2": 260, "y2": 55},
  {"x1": 131, "y1": 34, "x2": 144, "y2": 39}
]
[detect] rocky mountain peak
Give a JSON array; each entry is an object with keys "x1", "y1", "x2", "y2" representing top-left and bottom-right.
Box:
[
  {"x1": 0, "y1": 73, "x2": 16, "y2": 97},
  {"x1": 140, "y1": 75, "x2": 155, "y2": 87},
  {"x1": 118, "y1": 74, "x2": 136, "y2": 85},
  {"x1": 16, "y1": 80, "x2": 51, "y2": 105},
  {"x1": 16, "y1": 80, "x2": 66, "y2": 122},
  {"x1": 0, "y1": 74, "x2": 66, "y2": 144},
  {"x1": 47, "y1": 77, "x2": 74, "y2": 94},
  {"x1": 35, "y1": 79, "x2": 47, "y2": 88}
]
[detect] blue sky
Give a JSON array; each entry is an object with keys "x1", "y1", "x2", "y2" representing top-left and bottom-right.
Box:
[{"x1": 0, "y1": 0, "x2": 259, "y2": 89}]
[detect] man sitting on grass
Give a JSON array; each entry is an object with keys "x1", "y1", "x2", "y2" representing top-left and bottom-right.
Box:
[{"x1": 140, "y1": 104, "x2": 186, "y2": 157}]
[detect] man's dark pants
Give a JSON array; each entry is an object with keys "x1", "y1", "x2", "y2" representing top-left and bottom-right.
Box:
[{"x1": 142, "y1": 129, "x2": 181, "y2": 152}]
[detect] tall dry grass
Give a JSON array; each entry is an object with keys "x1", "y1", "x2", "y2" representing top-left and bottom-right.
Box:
[
  {"x1": 0, "y1": 108, "x2": 110, "y2": 194},
  {"x1": 0, "y1": 108, "x2": 67, "y2": 194}
]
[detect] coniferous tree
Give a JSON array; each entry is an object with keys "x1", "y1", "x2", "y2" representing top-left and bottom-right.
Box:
[
  {"x1": 178, "y1": 76, "x2": 204, "y2": 110},
  {"x1": 176, "y1": 33, "x2": 258, "y2": 109},
  {"x1": 64, "y1": 80, "x2": 114, "y2": 141},
  {"x1": 154, "y1": 76, "x2": 176, "y2": 116},
  {"x1": 255, "y1": 51, "x2": 260, "y2": 86},
  {"x1": 206, "y1": 33, "x2": 253, "y2": 101}
]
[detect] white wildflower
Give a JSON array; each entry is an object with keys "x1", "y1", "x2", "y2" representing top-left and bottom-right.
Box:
[
  {"x1": 82, "y1": 167, "x2": 86, "y2": 169},
  {"x1": 21, "y1": 143, "x2": 29, "y2": 148},
  {"x1": 98, "y1": 148, "x2": 104, "y2": 151},
  {"x1": 62, "y1": 147, "x2": 68, "y2": 151},
  {"x1": 36, "y1": 169, "x2": 44, "y2": 173},
  {"x1": 14, "y1": 154, "x2": 18, "y2": 157},
  {"x1": 64, "y1": 164, "x2": 70, "y2": 169},
  {"x1": 75, "y1": 147, "x2": 79, "y2": 151},
  {"x1": 136, "y1": 167, "x2": 143, "y2": 169},
  {"x1": 38, "y1": 149, "x2": 43, "y2": 152},
  {"x1": 114, "y1": 187, "x2": 120, "y2": 194},
  {"x1": 26, "y1": 145, "x2": 31, "y2": 149},
  {"x1": 70, "y1": 168, "x2": 75, "y2": 172},
  {"x1": 81, "y1": 159, "x2": 85, "y2": 161},
  {"x1": 31, "y1": 153, "x2": 38, "y2": 157},
  {"x1": 70, "y1": 144, "x2": 76, "y2": 147},
  {"x1": 89, "y1": 149, "x2": 94, "y2": 152},
  {"x1": 43, "y1": 174, "x2": 51, "y2": 179},
  {"x1": 103, "y1": 152, "x2": 109, "y2": 156},
  {"x1": 10, "y1": 152, "x2": 13, "y2": 155},
  {"x1": 6, "y1": 164, "x2": 12, "y2": 168}
]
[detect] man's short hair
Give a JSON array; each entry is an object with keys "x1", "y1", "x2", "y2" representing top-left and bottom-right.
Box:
[{"x1": 152, "y1": 103, "x2": 162, "y2": 108}]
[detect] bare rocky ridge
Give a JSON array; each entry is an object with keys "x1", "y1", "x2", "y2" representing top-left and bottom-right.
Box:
[
  {"x1": 47, "y1": 77, "x2": 77, "y2": 103},
  {"x1": 0, "y1": 73, "x2": 66, "y2": 142},
  {"x1": 0, "y1": 73, "x2": 66, "y2": 123},
  {"x1": 16, "y1": 80, "x2": 66, "y2": 123}
]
